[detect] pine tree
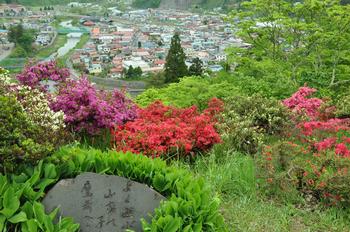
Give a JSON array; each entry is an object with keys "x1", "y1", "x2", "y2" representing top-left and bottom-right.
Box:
[
  {"x1": 126, "y1": 65, "x2": 134, "y2": 78},
  {"x1": 164, "y1": 33, "x2": 188, "y2": 83},
  {"x1": 134, "y1": 67, "x2": 143, "y2": 77},
  {"x1": 189, "y1": 57, "x2": 204, "y2": 76}
]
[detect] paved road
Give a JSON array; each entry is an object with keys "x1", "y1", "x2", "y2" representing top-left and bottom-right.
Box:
[{"x1": 0, "y1": 43, "x2": 14, "y2": 62}]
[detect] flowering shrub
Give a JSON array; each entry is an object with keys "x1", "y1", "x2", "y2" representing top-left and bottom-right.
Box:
[
  {"x1": 13, "y1": 85, "x2": 69, "y2": 145},
  {"x1": 51, "y1": 77, "x2": 137, "y2": 135},
  {"x1": 0, "y1": 95, "x2": 53, "y2": 173},
  {"x1": 219, "y1": 95, "x2": 291, "y2": 154},
  {"x1": 261, "y1": 87, "x2": 350, "y2": 207},
  {"x1": 16, "y1": 61, "x2": 70, "y2": 89},
  {"x1": 335, "y1": 94, "x2": 350, "y2": 118},
  {"x1": 15, "y1": 86, "x2": 64, "y2": 130},
  {"x1": 113, "y1": 98, "x2": 223, "y2": 158},
  {"x1": 0, "y1": 68, "x2": 71, "y2": 173},
  {"x1": 283, "y1": 86, "x2": 324, "y2": 120},
  {"x1": 0, "y1": 67, "x2": 11, "y2": 84}
]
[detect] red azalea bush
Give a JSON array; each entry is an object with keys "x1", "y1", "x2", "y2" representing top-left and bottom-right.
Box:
[
  {"x1": 113, "y1": 98, "x2": 223, "y2": 158},
  {"x1": 260, "y1": 86, "x2": 350, "y2": 207}
]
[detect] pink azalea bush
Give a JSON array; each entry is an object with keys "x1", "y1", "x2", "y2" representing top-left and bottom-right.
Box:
[
  {"x1": 261, "y1": 86, "x2": 350, "y2": 207},
  {"x1": 282, "y1": 86, "x2": 324, "y2": 120},
  {"x1": 16, "y1": 61, "x2": 70, "y2": 89},
  {"x1": 51, "y1": 77, "x2": 137, "y2": 135}
]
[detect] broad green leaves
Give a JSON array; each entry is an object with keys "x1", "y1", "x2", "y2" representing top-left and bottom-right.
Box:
[
  {"x1": 1, "y1": 146, "x2": 227, "y2": 231},
  {"x1": 0, "y1": 162, "x2": 79, "y2": 232}
]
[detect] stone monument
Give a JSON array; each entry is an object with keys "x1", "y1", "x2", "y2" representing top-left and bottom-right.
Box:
[{"x1": 42, "y1": 172, "x2": 166, "y2": 232}]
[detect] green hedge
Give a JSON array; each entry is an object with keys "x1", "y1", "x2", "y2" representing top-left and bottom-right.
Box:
[
  {"x1": 0, "y1": 146, "x2": 227, "y2": 231},
  {"x1": 136, "y1": 76, "x2": 241, "y2": 110}
]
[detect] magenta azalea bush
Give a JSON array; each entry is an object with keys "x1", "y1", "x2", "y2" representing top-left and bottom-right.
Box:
[
  {"x1": 51, "y1": 77, "x2": 137, "y2": 135},
  {"x1": 282, "y1": 86, "x2": 324, "y2": 120},
  {"x1": 16, "y1": 61, "x2": 70, "y2": 89}
]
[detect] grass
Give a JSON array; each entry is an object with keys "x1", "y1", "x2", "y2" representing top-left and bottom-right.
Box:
[
  {"x1": 75, "y1": 34, "x2": 90, "y2": 50},
  {"x1": 35, "y1": 34, "x2": 68, "y2": 59},
  {"x1": 172, "y1": 145, "x2": 350, "y2": 231}
]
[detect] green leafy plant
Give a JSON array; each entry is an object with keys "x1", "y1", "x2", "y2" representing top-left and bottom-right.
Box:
[
  {"x1": 1, "y1": 146, "x2": 227, "y2": 231},
  {"x1": 335, "y1": 94, "x2": 350, "y2": 118},
  {"x1": 0, "y1": 95, "x2": 54, "y2": 173},
  {"x1": 136, "y1": 76, "x2": 241, "y2": 110},
  {"x1": 0, "y1": 162, "x2": 79, "y2": 231},
  {"x1": 219, "y1": 95, "x2": 291, "y2": 154}
]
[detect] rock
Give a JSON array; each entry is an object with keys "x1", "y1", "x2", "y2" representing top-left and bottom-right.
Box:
[{"x1": 42, "y1": 172, "x2": 166, "y2": 232}]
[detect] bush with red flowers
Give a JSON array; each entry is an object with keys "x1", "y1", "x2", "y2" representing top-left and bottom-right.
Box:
[
  {"x1": 113, "y1": 98, "x2": 223, "y2": 158},
  {"x1": 260, "y1": 86, "x2": 350, "y2": 207}
]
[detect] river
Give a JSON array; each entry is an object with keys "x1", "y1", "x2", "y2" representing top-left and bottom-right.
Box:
[{"x1": 46, "y1": 21, "x2": 83, "y2": 60}]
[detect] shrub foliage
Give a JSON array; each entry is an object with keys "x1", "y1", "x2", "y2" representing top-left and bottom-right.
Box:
[
  {"x1": 51, "y1": 77, "x2": 137, "y2": 135},
  {"x1": 113, "y1": 98, "x2": 223, "y2": 158},
  {"x1": 219, "y1": 95, "x2": 291, "y2": 154},
  {"x1": 260, "y1": 87, "x2": 350, "y2": 206},
  {"x1": 0, "y1": 146, "x2": 227, "y2": 231}
]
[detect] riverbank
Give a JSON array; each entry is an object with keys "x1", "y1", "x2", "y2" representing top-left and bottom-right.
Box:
[{"x1": 35, "y1": 34, "x2": 67, "y2": 59}]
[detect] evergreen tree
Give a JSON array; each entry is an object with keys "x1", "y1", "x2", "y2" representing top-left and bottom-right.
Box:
[
  {"x1": 134, "y1": 66, "x2": 143, "y2": 77},
  {"x1": 189, "y1": 57, "x2": 204, "y2": 76},
  {"x1": 126, "y1": 66, "x2": 134, "y2": 78},
  {"x1": 164, "y1": 33, "x2": 188, "y2": 83}
]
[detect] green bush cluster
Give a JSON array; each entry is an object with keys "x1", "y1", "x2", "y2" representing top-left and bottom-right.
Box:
[
  {"x1": 0, "y1": 95, "x2": 54, "y2": 173},
  {"x1": 216, "y1": 72, "x2": 298, "y2": 100},
  {"x1": 219, "y1": 95, "x2": 291, "y2": 154},
  {"x1": 0, "y1": 146, "x2": 227, "y2": 231},
  {"x1": 335, "y1": 94, "x2": 350, "y2": 118},
  {"x1": 136, "y1": 76, "x2": 241, "y2": 110}
]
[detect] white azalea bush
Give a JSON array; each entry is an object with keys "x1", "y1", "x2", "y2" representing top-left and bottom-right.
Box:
[
  {"x1": 15, "y1": 85, "x2": 65, "y2": 132},
  {"x1": 219, "y1": 95, "x2": 292, "y2": 154},
  {"x1": 0, "y1": 67, "x2": 11, "y2": 94},
  {"x1": 0, "y1": 68, "x2": 71, "y2": 173}
]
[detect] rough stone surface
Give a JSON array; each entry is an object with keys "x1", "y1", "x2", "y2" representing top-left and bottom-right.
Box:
[{"x1": 42, "y1": 172, "x2": 166, "y2": 232}]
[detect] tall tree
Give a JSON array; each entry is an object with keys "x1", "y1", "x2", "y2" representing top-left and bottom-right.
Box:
[
  {"x1": 8, "y1": 24, "x2": 24, "y2": 45},
  {"x1": 126, "y1": 65, "x2": 134, "y2": 78},
  {"x1": 229, "y1": 0, "x2": 350, "y2": 91},
  {"x1": 134, "y1": 66, "x2": 143, "y2": 77},
  {"x1": 8, "y1": 24, "x2": 34, "y2": 54},
  {"x1": 189, "y1": 57, "x2": 204, "y2": 76},
  {"x1": 164, "y1": 33, "x2": 188, "y2": 83}
]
